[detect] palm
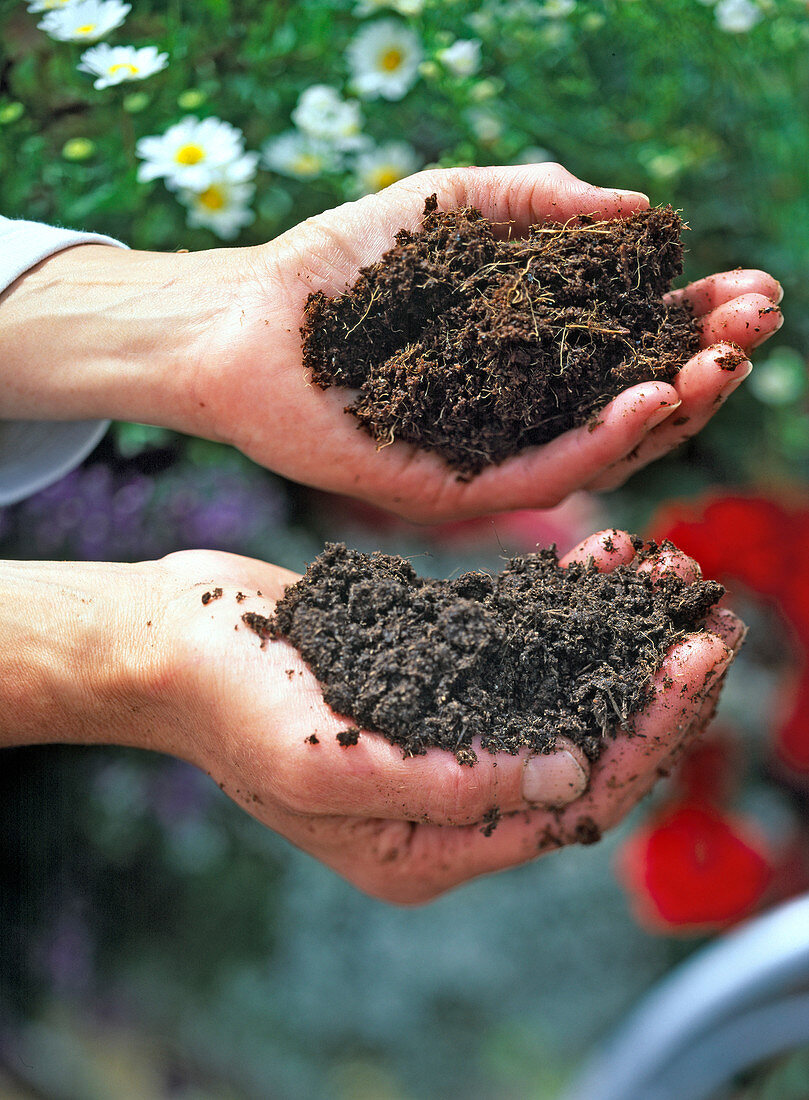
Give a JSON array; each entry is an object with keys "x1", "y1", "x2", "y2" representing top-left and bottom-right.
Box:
[{"x1": 201, "y1": 164, "x2": 781, "y2": 522}]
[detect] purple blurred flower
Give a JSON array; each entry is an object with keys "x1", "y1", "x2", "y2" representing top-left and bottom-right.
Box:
[
  {"x1": 149, "y1": 759, "x2": 215, "y2": 829},
  {"x1": 36, "y1": 904, "x2": 94, "y2": 996},
  {"x1": 1, "y1": 460, "x2": 288, "y2": 561}
]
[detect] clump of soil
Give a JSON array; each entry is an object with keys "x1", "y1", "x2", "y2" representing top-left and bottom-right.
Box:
[
  {"x1": 302, "y1": 198, "x2": 700, "y2": 475},
  {"x1": 266, "y1": 541, "x2": 723, "y2": 763}
]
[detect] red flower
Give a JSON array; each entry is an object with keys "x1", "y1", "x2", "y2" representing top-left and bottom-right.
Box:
[
  {"x1": 617, "y1": 801, "x2": 773, "y2": 934},
  {"x1": 655, "y1": 493, "x2": 794, "y2": 601},
  {"x1": 654, "y1": 491, "x2": 809, "y2": 777},
  {"x1": 673, "y1": 730, "x2": 740, "y2": 806}
]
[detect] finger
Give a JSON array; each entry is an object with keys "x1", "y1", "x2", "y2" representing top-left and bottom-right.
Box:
[
  {"x1": 558, "y1": 528, "x2": 638, "y2": 570},
  {"x1": 697, "y1": 293, "x2": 783, "y2": 351},
  {"x1": 665, "y1": 269, "x2": 783, "y2": 315},
  {"x1": 703, "y1": 607, "x2": 746, "y2": 650},
  {"x1": 554, "y1": 630, "x2": 735, "y2": 827},
  {"x1": 584, "y1": 344, "x2": 752, "y2": 492},
  {"x1": 635, "y1": 544, "x2": 702, "y2": 585},
  {"x1": 398, "y1": 381, "x2": 681, "y2": 522},
  {"x1": 386, "y1": 162, "x2": 649, "y2": 237}
]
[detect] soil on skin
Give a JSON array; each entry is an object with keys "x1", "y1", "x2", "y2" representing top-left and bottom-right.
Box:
[
  {"x1": 267, "y1": 541, "x2": 723, "y2": 763},
  {"x1": 302, "y1": 199, "x2": 701, "y2": 475}
]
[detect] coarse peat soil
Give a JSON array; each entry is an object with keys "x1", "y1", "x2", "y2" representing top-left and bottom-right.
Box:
[
  {"x1": 301, "y1": 199, "x2": 701, "y2": 475},
  {"x1": 254, "y1": 540, "x2": 724, "y2": 764}
]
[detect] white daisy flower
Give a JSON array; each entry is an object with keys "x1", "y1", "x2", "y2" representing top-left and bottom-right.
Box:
[
  {"x1": 354, "y1": 141, "x2": 420, "y2": 194},
  {"x1": 38, "y1": 0, "x2": 130, "y2": 42},
  {"x1": 347, "y1": 20, "x2": 423, "y2": 101},
  {"x1": 516, "y1": 145, "x2": 555, "y2": 164},
  {"x1": 78, "y1": 44, "x2": 168, "y2": 90},
  {"x1": 437, "y1": 39, "x2": 481, "y2": 77},
  {"x1": 179, "y1": 176, "x2": 255, "y2": 240},
  {"x1": 27, "y1": 0, "x2": 79, "y2": 13},
  {"x1": 291, "y1": 85, "x2": 364, "y2": 151},
  {"x1": 715, "y1": 0, "x2": 762, "y2": 32},
  {"x1": 354, "y1": 0, "x2": 425, "y2": 15},
  {"x1": 542, "y1": 0, "x2": 576, "y2": 14},
  {"x1": 263, "y1": 131, "x2": 341, "y2": 180},
  {"x1": 136, "y1": 116, "x2": 251, "y2": 191}
]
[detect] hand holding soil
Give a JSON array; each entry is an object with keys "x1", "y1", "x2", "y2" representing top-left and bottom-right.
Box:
[
  {"x1": 0, "y1": 163, "x2": 781, "y2": 522},
  {"x1": 224, "y1": 162, "x2": 780, "y2": 520},
  {"x1": 150, "y1": 535, "x2": 742, "y2": 904}
]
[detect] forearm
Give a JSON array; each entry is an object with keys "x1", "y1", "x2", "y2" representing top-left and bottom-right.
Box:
[
  {"x1": 0, "y1": 558, "x2": 168, "y2": 751},
  {"x1": 0, "y1": 244, "x2": 239, "y2": 432}
]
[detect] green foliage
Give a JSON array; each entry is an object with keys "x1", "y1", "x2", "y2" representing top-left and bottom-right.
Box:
[{"x1": 2, "y1": 0, "x2": 807, "y2": 499}]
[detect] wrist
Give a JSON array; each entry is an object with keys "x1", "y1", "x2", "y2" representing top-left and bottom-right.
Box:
[
  {"x1": 0, "y1": 243, "x2": 240, "y2": 435},
  {"x1": 0, "y1": 558, "x2": 176, "y2": 754}
]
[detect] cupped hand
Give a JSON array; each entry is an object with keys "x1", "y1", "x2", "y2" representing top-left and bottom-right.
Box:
[
  {"x1": 153, "y1": 533, "x2": 742, "y2": 904},
  {"x1": 196, "y1": 163, "x2": 781, "y2": 522}
]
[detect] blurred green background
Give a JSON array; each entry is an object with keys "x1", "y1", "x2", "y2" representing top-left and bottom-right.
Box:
[{"x1": 0, "y1": 1, "x2": 807, "y2": 1097}]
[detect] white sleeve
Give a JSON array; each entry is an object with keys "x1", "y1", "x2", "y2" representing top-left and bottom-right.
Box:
[{"x1": 0, "y1": 217, "x2": 128, "y2": 505}]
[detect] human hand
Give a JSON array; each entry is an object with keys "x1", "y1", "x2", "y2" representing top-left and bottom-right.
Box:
[
  {"x1": 201, "y1": 163, "x2": 781, "y2": 521},
  {"x1": 0, "y1": 164, "x2": 780, "y2": 522},
  {"x1": 148, "y1": 533, "x2": 742, "y2": 904}
]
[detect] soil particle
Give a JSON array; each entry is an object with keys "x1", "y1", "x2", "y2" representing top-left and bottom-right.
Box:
[
  {"x1": 305, "y1": 734, "x2": 320, "y2": 745},
  {"x1": 714, "y1": 347, "x2": 748, "y2": 371},
  {"x1": 269, "y1": 541, "x2": 723, "y2": 763},
  {"x1": 302, "y1": 198, "x2": 700, "y2": 474},
  {"x1": 336, "y1": 727, "x2": 361, "y2": 747},
  {"x1": 201, "y1": 587, "x2": 223, "y2": 605},
  {"x1": 481, "y1": 807, "x2": 501, "y2": 837},
  {"x1": 242, "y1": 611, "x2": 273, "y2": 644},
  {"x1": 573, "y1": 817, "x2": 603, "y2": 845}
]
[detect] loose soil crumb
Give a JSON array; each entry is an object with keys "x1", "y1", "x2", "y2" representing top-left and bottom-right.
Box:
[
  {"x1": 302, "y1": 199, "x2": 700, "y2": 474},
  {"x1": 270, "y1": 542, "x2": 723, "y2": 763},
  {"x1": 242, "y1": 610, "x2": 272, "y2": 644},
  {"x1": 336, "y1": 727, "x2": 361, "y2": 747},
  {"x1": 715, "y1": 348, "x2": 748, "y2": 372},
  {"x1": 201, "y1": 587, "x2": 223, "y2": 605}
]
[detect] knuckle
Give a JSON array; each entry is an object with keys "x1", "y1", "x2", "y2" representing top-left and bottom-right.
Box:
[
  {"x1": 272, "y1": 751, "x2": 324, "y2": 816},
  {"x1": 430, "y1": 764, "x2": 488, "y2": 826}
]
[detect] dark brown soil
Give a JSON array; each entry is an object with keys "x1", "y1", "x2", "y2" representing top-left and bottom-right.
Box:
[
  {"x1": 302, "y1": 198, "x2": 700, "y2": 475},
  {"x1": 266, "y1": 541, "x2": 723, "y2": 763}
]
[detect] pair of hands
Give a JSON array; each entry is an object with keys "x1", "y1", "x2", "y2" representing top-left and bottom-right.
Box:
[{"x1": 0, "y1": 163, "x2": 781, "y2": 901}]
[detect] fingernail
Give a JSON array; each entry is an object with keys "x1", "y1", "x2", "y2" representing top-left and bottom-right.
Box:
[
  {"x1": 523, "y1": 750, "x2": 589, "y2": 807},
  {"x1": 709, "y1": 607, "x2": 748, "y2": 650},
  {"x1": 724, "y1": 360, "x2": 753, "y2": 383},
  {"x1": 611, "y1": 188, "x2": 650, "y2": 203},
  {"x1": 644, "y1": 398, "x2": 682, "y2": 430},
  {"x1": 750, "y1": 310, "x2": 783, "y2": 348},
  {"x1": 774, "y1": 281, "x2": 785, "y2": 304}
]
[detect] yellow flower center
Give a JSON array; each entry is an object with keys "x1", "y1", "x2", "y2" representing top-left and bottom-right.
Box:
[
  {"x1": 197, "y1": 185, "x2": 226, "y2": 211},
  {"x1": 109, "y1": 63, "x2": 139, "y2": 76},
  {"x1": 380, "y1": 48, "x2": 404, "y2": 72},
  {"x1": 175, "y1": 143, "x2": 206, "y2": 165},
  {"x1": 75, "y1": 23, "x2": 97, "y2": 35},
  {"x1": 292, "y1": 153, "x2": 322, "y2": 176},
  {"x1": 371, "y1": 166, "x2": 401, "y2": 190}
]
